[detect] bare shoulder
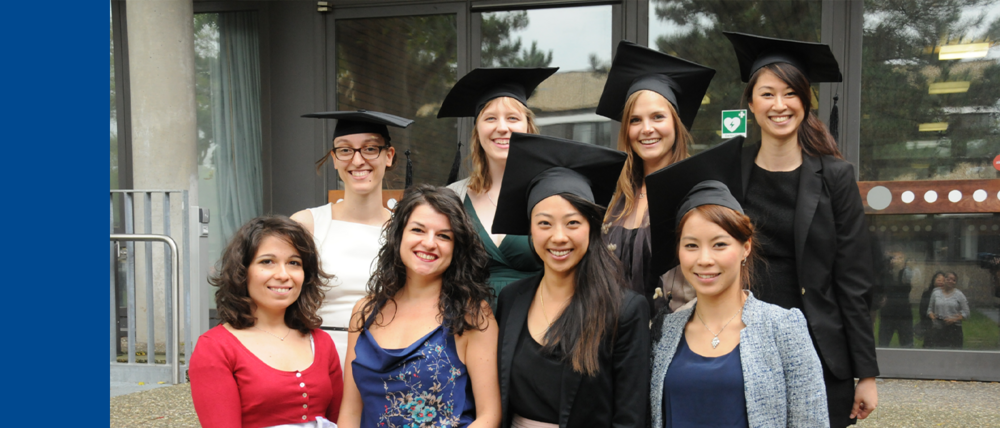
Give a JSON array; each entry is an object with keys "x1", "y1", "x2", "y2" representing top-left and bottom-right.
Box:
[{"x1": 290, "y1": 209, "x2": 315, "y2": 234}]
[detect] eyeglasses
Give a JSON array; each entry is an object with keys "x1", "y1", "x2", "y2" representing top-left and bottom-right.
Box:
[{"x1": 332, "y1": 146, "x2": 387, "y2": 161}]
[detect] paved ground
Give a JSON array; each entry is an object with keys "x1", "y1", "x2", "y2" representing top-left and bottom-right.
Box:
[{"x1": 110, "y1": 378, "x2": 1000, "y2": 427}]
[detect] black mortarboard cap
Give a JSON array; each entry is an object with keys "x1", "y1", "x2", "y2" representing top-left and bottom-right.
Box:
[
  {"x1": 492, "y1": 133, "x2": 626, "y2": 236},
  {"x1": 302, "y1": 109, "x2": 414, "y2": 144},
  {"x1": 596, "y1": 40, "x2": 716, "y2": 130},
  {"x1": 646, "y1": 136, "x2": 745, "y2": 276},
  {"x1": 724, "y1": 32, "x2": 842, "y2": 83},
  {"x1": 437, "y1": 67, "x2": 558, "y2": 118}
]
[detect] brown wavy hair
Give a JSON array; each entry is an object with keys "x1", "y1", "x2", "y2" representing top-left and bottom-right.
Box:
[
  {"x1": 466, "y1": 97, "x2": 539, "y2": 194},
  {"x1": 211, "y1": 215, "x2": 332, "y2": 334},
  {"x1": 675, "y1": 205, "x2": 760, "y2": 289},
  {"x1": 606, "y1": 90, "x2": 692, "y2": 223},
  {"x1": 742, "y1": 63, "x2": 843, "y2": 159},
  {"x1": 356, "y1": 184, "x2": 493, "y2": 335},
  {"x1": 533, "y1": 193, "x2": 625, "y2": 376}
]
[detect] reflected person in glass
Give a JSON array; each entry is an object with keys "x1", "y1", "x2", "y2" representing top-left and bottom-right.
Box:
[
  {"x1": 291, "y1": 110, "x2": 413, "y2": 371},
  {"x1": 724, "y1": 32, "x2": 878, "y2": 427},
  {"x1": 917, "y1": 271, "x2": 948, "y2": 347},
  {"x1": 337, "y1": 185, "x2": 500, "y2": 428},
  {"x1": 595, "y1": 40, "x2": 716, "y2": 316},
  {"x1": 927, "y1": 271, "x2": 970, "y2": 349},
  {"x1": 441, "y1": 68, "x2": 557, "y2": 300},
  {"x1": 878, "y1": 251, "x2": 915, "y2": 347}
]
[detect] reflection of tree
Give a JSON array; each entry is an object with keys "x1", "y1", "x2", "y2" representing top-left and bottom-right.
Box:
[
  {"x1": 193, "y1": 14, "x2": 219, "y2": 176},
  {"x1": 337, "y1": 16, "x2": 459, "y2": 187},
  {"x1": 110, "y1": 18, "x2": 118, "y2": 189},
  {"x1": 861, "y1": 0, "x2": 1000, "y2": 181},
  {"x1": 649, "y1": 0, "x2": 824, "y2": 151},
  {"x1": 481, "y1": 12, "x2": 553, "y2": 67}
]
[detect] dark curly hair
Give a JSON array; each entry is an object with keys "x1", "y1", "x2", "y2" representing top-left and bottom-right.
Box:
[
  {"x1": 210, "y1": 215, "x2": 333, "y2": 334},
  {"x1": 533, "y1": 193, "x2": 625, "y2": 377},
  {"x1": 356, "y1": 184, "x2": 492, "y2": 335}
]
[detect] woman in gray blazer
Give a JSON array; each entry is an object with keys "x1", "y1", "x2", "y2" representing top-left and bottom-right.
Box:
[{"x1": 644, "y1": 171, "x2": 827, "y2": 426}]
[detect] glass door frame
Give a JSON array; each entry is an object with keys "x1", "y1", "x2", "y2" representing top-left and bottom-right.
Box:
[{"x1": 327, "y1": 2, "x2": 471, "y2": 190}]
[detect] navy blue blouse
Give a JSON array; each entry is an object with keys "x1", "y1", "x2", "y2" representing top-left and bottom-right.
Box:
[{"x1": 662, "y1": 336, "x2": 748, "y2": 428}]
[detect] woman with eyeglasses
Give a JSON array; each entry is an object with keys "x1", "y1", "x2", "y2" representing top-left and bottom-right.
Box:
[{"x1": 291, "y1": 110, "x2": 414, "y2": 369}]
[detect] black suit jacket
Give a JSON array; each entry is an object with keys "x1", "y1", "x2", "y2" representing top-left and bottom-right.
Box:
[
  {"x1": 741, "y1": 143, "x2": 879, "y2": 380},
  {"x1": 495, "y1": 274, "x2": 650, "y2": 428}
]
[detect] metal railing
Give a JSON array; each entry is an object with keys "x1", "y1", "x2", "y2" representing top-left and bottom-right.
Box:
[
  {"x1": 111, "y1": 234, "x2": 181, "y2": 385},
  {"x1": 111, "y1": 190, "x2": 208, "y2": 385}
]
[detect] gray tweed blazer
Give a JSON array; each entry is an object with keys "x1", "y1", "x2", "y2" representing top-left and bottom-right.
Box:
[{"x1": 650, "y1": 292, "x2": 829, "y2": 427}]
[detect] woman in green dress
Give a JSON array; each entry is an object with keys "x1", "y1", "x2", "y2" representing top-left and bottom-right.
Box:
[{"x1": 441, "y1": 67, "x2": 557, "y2": 297}]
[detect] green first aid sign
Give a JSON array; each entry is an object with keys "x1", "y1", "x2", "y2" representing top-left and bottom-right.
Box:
[{"x1": 721, "y1": 110, "x2": 747, "y2": 138}]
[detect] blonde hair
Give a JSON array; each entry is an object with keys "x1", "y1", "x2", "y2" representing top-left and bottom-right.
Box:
[
  {"x1": 605, "y1": 90, "x2": 692, "y2": 223},
  {"x1": 466, "y1": 97, "x2": 539, "y2": 194}
]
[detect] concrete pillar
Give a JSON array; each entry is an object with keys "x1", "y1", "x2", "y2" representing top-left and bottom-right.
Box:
[{"x1": 125, "y1": 0, "x2": 197, "y2": 357}]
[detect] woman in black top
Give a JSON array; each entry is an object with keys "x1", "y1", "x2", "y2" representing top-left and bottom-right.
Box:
[
  {"x1": 491, "y1": 133, "x2": 649, "y2": 428},
  {"x1": 724, "y1": 32, "x2": 879, "y2": 427}
]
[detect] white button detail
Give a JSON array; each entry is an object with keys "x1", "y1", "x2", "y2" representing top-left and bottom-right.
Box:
[
  {"x1": 303, "y1": 404, "x2": 308, "y2": 409},
  {"x1": 302, "y1": 415, "x2": 307, "y2": 420},
  {"x1": 300, "y1": 382, "x2": 305, "y2": 387},
  {"x1": 303, "y1": 393, "x2": 308, "y2": 398},
  {"x1": 296, "y1": 372, "x2": 302, "y2": 378}
]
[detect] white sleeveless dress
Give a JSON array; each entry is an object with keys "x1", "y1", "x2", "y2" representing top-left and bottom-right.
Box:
[{"x1": 307, "y1": 203, "x2": 384, "y2": 370}]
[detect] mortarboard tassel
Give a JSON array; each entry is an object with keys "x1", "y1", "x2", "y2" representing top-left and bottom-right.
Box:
[
  {"x1": 404, "y1": 149, "x2": 413, "y2": 189},
  {"x1": 447, "y1": 142, "x2": 462, "y2": 184},
  {"x1": 829, "y1": 95, "x2": 839, "y2": 143}
]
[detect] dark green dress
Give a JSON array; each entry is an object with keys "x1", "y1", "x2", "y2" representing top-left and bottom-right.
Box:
[{"x1": 464, "y1": 195, "x2": 542, "y2": 299}]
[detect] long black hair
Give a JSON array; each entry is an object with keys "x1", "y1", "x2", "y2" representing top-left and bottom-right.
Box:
[
  {"x1": 535, "y1": 193, "x2": 625, "y2": 376},
  {"x1": 743, "y1": 62, "x2": 843, "y2": 159},
  {"x1": 357, "y1": 184, "x2": 493, "y2": 335}
]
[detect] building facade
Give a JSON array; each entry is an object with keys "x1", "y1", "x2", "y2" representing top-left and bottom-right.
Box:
[{"x1": 111, "y1": 0, "x2": 1000, "y2": 381}]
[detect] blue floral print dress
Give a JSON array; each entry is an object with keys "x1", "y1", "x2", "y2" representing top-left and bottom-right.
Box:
[{"x1": 353, "y1": 309, "x2": 476, "y2": 427}]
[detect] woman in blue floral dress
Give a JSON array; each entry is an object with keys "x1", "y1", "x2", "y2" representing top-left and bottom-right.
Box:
[{"x1": 337, "y1": 185, "x2": 501, "y2": 428}]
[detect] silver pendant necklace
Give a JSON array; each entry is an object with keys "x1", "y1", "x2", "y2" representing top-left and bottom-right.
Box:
[
  {"x1": 255, "y1": 325, "x2": 291, "y2": 341},
  {"x1": 696, "y1": 307, "x2": 742, "y2": 349}
]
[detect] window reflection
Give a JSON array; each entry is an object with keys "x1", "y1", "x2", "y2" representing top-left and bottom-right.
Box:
[
  {"x1": 648, "y1": 0, "x2": 823, "y2": 153},
  {"x1": 868, "y1": 215, "x2": 1000, "y2": 350},
  {"x1": 337, "y1": 15, "x2": 458, "y2": 186},
  {"x1": 482, "y1": 6, "x2": 614, "y2": 147},
  {"x1": 861, "y1": 0, "x2": 1000, "y2": 181}
]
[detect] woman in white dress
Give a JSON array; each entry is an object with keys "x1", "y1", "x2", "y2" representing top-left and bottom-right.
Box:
[{"x1": 291, "y1": 110, "x2": 414, "y2": 368}]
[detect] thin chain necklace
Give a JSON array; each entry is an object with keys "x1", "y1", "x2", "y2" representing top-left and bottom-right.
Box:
[
  {"x1": 485, "y1": 191, "x2": 498, "y2": 207},
  {"x1": 696, "y1": 307, "x2": 742, "y2": 349},
  {"x1": 538, "y1": 283, "x2": 569, "y2": 327},
  {"x1": 255, "y1": 325, "x2": 291, "y2": 341}
]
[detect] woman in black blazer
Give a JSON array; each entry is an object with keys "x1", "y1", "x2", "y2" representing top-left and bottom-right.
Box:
[
  {"x1": 490, "y1": 132, "x2": 650, "y2": 428},
  {"x1": 724, "y1": 32, "x2": 879, "y2": 427}
]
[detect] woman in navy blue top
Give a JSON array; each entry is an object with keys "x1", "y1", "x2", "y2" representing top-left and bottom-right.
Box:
[
  {"x1": 337, "y1": 185, "x2": 501, "y2": 428},
  {"x1": 645, "y1": 162, "x2": 827, "y2": 426}
]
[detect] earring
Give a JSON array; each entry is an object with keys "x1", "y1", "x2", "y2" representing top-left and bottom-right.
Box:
[{"x1": 741, "y1": 258, "x2": 746, "y2": 267}]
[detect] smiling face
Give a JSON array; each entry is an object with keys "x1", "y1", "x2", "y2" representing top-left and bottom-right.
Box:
[
  {"x1": 627, "y1": 90, "x2": 677, "y2": 169},
  {"x1": 400, "y1": 204, "x2": 455, "y2": 282},
  {"x1": 332, "y1": 133, "x2": 395, "y2": 196},
  {"x1": 933, "y1": 273, "x2": 947, "y2": 288},
  {"x1": 677, "y1": 210, "x2": 751, "y2": 299},
  {"x1": 748, "y1": 69, "x2": 806, "y2": 143},
  {"x1": 247, "y1": 235, "x2": 305, "y2": 314},
  {"x1": 530, "y1": 195, "x2": 590, "y2": 276},
  {"x1": 475, "y1": 97, "x2": 529, "y2": 166}
]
